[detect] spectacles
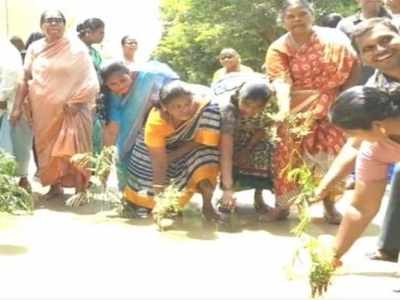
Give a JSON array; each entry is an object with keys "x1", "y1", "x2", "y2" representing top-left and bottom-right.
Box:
[
  {"x1": 124, "y1": 41, "x2": 137, "y2": 46},
  {"x1": 220, "y1": 54, "x2": 234, "y2": 60},
  {"x1": 44, "y1": 17, "x2": 64, "y2": 24}
]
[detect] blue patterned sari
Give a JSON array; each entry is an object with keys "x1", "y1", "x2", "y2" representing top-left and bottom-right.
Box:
[{"x1": 106, "y1": 61, "x2": 179, "y2": 188}]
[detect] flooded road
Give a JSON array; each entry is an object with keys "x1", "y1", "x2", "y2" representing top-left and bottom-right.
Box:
[{"x1": 0, "y1": 184, "x2": 398, "y2": 299}]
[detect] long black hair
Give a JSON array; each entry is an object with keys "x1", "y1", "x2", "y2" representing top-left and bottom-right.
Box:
[
  {"x1": 25, "y1": 32, "x2": 45, "y2": 50},
  {"x1": 76, "y1": 18, "x2": 105, "y2": 38},
  {"x1": 330, "y1": 86, "x2": 400, "y2": 130},
  {"x1": 100, "y1": 61, "x2": 130, "y2": 86}
]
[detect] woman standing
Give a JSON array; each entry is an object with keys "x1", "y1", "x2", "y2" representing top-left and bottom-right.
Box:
[
  {"x1": 11, "y1": 9, "x2": 99, "y2": 203},
  {"x1": 77, "y1": 18, "x2": 106, "y2": 154},
  {"x1": 265, "y1": 0, "x2": 360, "y2": 223},
  {"x1": 120, "y1": 35, "x2": 138, "y2": 71},
  {"x1": 0, "y1": 38, "x2": 32, "y2": 191},
  {"x1": 212, "y1": 48, "x2": 253, "y2": 83},
  {"x1": 123, "y1": 81, "x2": 222, "y2": 220},
  {"x1": 77, "y1": 18, "x2": 105, "y2": 74}
]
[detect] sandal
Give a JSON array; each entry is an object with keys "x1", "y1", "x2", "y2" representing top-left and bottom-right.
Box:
[{"x1": 366, "y1": 249, "x2": 398, "y2": 263}]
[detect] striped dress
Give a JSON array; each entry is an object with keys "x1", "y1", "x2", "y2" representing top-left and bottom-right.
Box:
[{"x1": 123, "y1": 100, "x2": 221, "y2": 209}]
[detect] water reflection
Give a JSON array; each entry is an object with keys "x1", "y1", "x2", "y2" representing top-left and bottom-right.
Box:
[{"x1": 0, "y1": 244, "x2": 29, "y2": 256}]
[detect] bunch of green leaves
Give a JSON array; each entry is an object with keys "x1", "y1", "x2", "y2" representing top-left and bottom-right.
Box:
[
  {"x1": 286, "y1": 112, "x2": 314, "y2": 141},
  {"x1": 288, "y1": 164, "x2": 314, "y2": 236},
  {"x1": 152, "y1": 183, "x2": 183, "y2": 231},
  {"x1": 70, "y1": 146, "x2": 119, "y2": 208},
  {"x1": 284, "y1": 136, "x2": 335, "y2": 298},
  {"x1": 0, "y1": 150, "x2": 32, "y2": 214},
  {"x1": 307, "y1": 238, "x2": 336, "y2": 298}
]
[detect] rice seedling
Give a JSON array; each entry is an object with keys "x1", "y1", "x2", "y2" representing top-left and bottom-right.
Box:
[
  {"x1": 152, "y1": 183, "x2": 183, "y2": 231},
  {"x1": 282, "y1": 114, "x2": 337, "y2": 298},
  {"x1": 69, "y1": 146, "x2": 119, "y2": 208}
]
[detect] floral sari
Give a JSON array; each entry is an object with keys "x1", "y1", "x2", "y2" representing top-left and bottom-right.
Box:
[
  {"x1": 266, "y1": 26, "x2": 357, "y2": 205},
  {"x1": 213, "y1": 72, "x2": 275, "y2": 191}
]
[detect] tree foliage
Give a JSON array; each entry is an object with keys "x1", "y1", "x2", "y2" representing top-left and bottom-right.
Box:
[{"x1": 152, "y1": 0, "x2": 358, "y2": 85}]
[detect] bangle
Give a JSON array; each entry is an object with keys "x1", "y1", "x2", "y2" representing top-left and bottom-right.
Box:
[{"x1": 152, "y1": 184, "x2": 165, "y2": 188}]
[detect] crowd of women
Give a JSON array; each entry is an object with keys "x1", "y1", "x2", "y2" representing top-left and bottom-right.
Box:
[{"x1": 1, "y1": 0, "x2": 400, "y2": 274}]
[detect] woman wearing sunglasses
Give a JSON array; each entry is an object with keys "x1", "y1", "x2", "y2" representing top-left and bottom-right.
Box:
[{"x1": 11, "y1": 9, "x2": 99, "y2": 206}]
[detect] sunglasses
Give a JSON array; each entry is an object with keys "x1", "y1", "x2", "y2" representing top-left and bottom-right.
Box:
[
  {"x1": 44, "y1": 17, "x2": 64, "y2": 24},
  {"x1": 124, "y1": 41, "x2": 137, "y2": 45}
]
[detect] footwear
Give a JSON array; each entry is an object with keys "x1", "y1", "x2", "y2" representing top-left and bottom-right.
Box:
[
  {"x1": 120, "y1": 200, "x2": 151, "y2": 219},
  {"x1": 366, "y1": 249, "x2": 398, "y2": 263}
]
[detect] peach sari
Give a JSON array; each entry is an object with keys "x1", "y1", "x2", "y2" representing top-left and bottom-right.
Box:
[{"x1": 25, "y1": 36, "x2": 99, "y2": 187}]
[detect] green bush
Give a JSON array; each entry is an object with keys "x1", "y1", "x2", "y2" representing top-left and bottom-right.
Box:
[{"x1": 153, "y1": 0, "x2": 358, "y2": 85}]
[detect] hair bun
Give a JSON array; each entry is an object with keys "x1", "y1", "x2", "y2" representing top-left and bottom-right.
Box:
[{"x1": 76, "y1": 23, "x2": 85, "y2": 33}]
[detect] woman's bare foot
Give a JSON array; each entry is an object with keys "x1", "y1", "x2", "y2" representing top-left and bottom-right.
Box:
[
  {"x1": 202, "y1": 204, "x2": 222, "y2": 222},
  {"x1": 198, "y1": 179, "x2": 223, "y2": 222},
  {"x1": 18, "y1": 177, "x2": 32, "y2": 193},
  {"x1": 42, "y1": 184, "x2": 64, "y2": 201},
  {"x1": 254, "y1": 189, "x2": 271, "y2": 213},
  {"x1": 258, "y1": 207, "x2": 289, "y2": 222},
  {"x1": 323, "y1": 199, "x2": 342, "y2": 225}
]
